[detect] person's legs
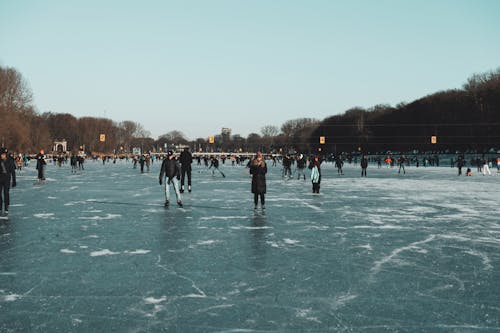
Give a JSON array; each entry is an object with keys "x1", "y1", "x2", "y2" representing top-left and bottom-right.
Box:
[
  {"x1": 0, "y1": 181, "x2": 9, "y2": 212},
  {"x1": 164, "y1": 178, "x2": 171, "y2": 205},
  {"x1": 171, "y1": 178, "x2": 183, "y2": 206},
  {"x1": 187, "y1": 167, "x2": 192, "y2": 191},
  {"x1": 180, "y1": 167, "x2": 186, "y2": 191},
  {"x1": 260, "y1": 193, "x2": 265, "y2": 207},
  {"x1": 254, "y1": 193, "x2": 259, "y2": 208},
  {"x1": 0, "y1": 182, "x2": 4, "y2": 212}
]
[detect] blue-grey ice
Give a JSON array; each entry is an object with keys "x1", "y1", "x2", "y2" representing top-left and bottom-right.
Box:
[{"x1": 0, "y1": 159, "x2": 499, "y2": 332}]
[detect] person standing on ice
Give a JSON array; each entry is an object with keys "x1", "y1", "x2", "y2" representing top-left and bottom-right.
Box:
[
  {"x1": 159, "y1": 150, "x2": 183, "y2": 208},
  {"x1": 482, "y1": 155, "x2": 491, "y2": 176},
  {"x1": 179, "y1": 147, "x2": 193, "y2": 193},
  {"x1": 0, "y1": 148, "x2": 16, "y2": 217},
  {"x1": 296, "y1": 154, "x2": 307, "y2": 180},
  {"x1": 335, "y1": 155, "x2": 344, "y2": 175},
  {"x1": 457, "y1": 154, "x2": 465, "y2": 176},
  {"x1": 36, "y1": 149, "x2": 47, "y2": 181},
  {"x1": 309, "y1": 155, "x2": 321, "y2": 194},
  {"x1": 360, "y1": 154, "x2": 368, "y2": 177},
  {"x1": 397, "y1": 155, "x2": 406, "y2": 174},
  {"x1": 250, "y1": 151, "x2": 267, "y2": 210}
]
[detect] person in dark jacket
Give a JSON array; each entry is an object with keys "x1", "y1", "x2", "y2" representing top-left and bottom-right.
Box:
[
  {"x1": 250, "y1": 151, "x2": 267, "y2": 209},
  {"x1": 361, "y1": 154, "x2": 368, "y2": 177},
  {"x1": 0, "y1": 148, "x2": 16, "y2": 216},
  {"x1": 36, "y1": 149, "x2": 47, "y2": 181},
  {"x1": 179, "y1": 147, "x2": 193, "y2": 193},
  {"x1": 282, "y1": 154, "x2": 292, "y2": 178},
  {"x1": 296, "y1": 154, "x2": 307, "y2": 180},
  {"x1": 159, "y1": 151, "x2": 183, "y2": 207}
]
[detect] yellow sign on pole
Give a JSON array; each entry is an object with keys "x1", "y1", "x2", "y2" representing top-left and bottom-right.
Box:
[
  {"x1": 100, "y1": 134, "x2": 106, "y2": 142},
  {"x1": 209, "y1": 136, "x2": 215, "y2": 144},
  {"x1": 431, "y1": 136, "x2": 437, "y2": 144},
  {"x1": 319, "y1": 136, "x2": 326, "y2": 144}
]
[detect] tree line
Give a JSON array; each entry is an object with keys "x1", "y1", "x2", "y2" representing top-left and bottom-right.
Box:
[
  {"x1": 1, "y1": 64, "x2": 499, "y2": 155},
  {"x1": 311, "y1": 68, "x2": 500, "y2": 154},
  {"x1": 0, "y1": 65, "x2": 321, "y2": 154}
]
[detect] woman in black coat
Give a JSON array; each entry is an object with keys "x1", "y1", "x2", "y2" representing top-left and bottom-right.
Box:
[{"x1": 250, "y1": 151, "x2": 267, "y2": 209}]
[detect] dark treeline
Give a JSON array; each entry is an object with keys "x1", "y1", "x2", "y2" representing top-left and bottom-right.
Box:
[
  {"x1": 312, "y1": 68, "x2": 500, "y2": 154},
  {"x1": 2, "y1": 65, "x2": 499, "y2": 154}
]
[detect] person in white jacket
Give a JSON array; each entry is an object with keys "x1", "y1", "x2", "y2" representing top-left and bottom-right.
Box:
[
  {"x1": 309, "y1": 155, "x2": 321, "y2": 194},
  {"x1": 482, "y1": 156, "x2": 492, "y2": 176}
]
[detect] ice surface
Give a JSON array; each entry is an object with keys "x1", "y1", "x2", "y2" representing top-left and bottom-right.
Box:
[{"x1": 0, "y1": 159, "x2": 499, "y2": 332}]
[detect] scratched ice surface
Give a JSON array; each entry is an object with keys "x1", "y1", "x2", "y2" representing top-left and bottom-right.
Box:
[{"x1": 0, "y1": 159, "x2": 499, "y2": 332}]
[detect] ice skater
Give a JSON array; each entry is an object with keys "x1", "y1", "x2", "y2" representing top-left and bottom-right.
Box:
[
  {"x1": 457, "y1": 155, "x2": 465, "y2": 176},
  {"x1": 250, "y1": 151, "x2": 267, "y2": 210},
  {"x1": 70, "y1": 154, "x2": 78, "y2": 173},
  {"x1": 309, "y1": 155, "x2": 321, "y2": 194},
  {"x1": 482, "y1": 155, "x2": 491, "y2": 176},
  {"x1": 159, "y1": 150, "x2": 183, "y2": 208},
  {"x1": 398, "y1": 155, "x2": 406, "y2": 174},
  {"x1": 296, "y1": 154, "x2": 307, "y2": 180},
  {"x1": 282, "y1": 154, "x2": 292, "y2": 178},
  {"x1": 209, "y1": 157, "x2": 225, "y2": 177},
  {"x1": 0, "y1": 148, "x2": 16, "y2": 217},
  {"x1": 361, "y1": 154, "x2": 368, "y2": 177},
  {"x1": 36, "y1": 149, "x2": 47, "y2": 181},
  {"x1": 335, "y1": 155, "x2": 344, "y2": 175},
  {"x1": 180, "y1": 147, "x2": 193, "y2": 193}
]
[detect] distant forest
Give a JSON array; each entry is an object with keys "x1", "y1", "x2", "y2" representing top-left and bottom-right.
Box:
[
  {"x1": 1, "y1": 65, "x2": 499, "y2": 154},
  {"x1": 311, "y1": 69, "x2": 500, "y2": 154}
]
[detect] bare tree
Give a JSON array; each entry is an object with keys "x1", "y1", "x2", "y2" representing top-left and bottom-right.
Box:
[
  {"x1": 0, "y1": 66, "x2": 33, "y2": 112},
  {"x1": 261, "y1": 125, "x2": 279, "y2": 138}
]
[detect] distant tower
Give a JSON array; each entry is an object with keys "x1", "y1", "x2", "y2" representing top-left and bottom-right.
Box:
[
  {"x1": 221, "y1": 128, "x2": 232, "y2": 137},
  {"x1": 221, "y1": 128, "x2": 231, "y2": 143}
]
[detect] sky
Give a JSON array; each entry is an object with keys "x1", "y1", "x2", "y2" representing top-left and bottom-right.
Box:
[{"x1": 1, "y1": 0, "x2": 499, "y2": 140}]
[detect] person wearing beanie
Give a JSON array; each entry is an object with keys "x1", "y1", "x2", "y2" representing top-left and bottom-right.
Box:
[{"x1": 159, "y1": 151, "x2": 183, "y2": 208}]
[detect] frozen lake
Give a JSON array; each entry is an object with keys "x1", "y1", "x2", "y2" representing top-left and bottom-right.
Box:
[{"x1": 1, "y1": 159, "x2": 499, "y2": 332}]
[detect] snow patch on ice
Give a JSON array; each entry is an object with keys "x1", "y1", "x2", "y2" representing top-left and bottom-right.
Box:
[
  {"x1": 267, "y1": 241, "x2": 280, "y2": 248},
  {"x1": 90, "y1": 249, "x2": 120, "y2": 257},
  {"x1": 200, "y1": 216, "x2": 248, "y2": 221},
  {"x1": 4, "y1": 294, "x2": 21, "y2": 302},
  {"x1": 353, "y1": 225, "x2": 409, "y2": 230},
  {"x1": 78, "y1": 213, "x2": 121, "y2": 220},
  {"x1": 332, "y1": 293, "x2": 358, "y2": 310},
  {"x1": 197, "y1": 240, "x2": 221, "y2": 246},
  {"x1": 230, "y1": 226, "x2": 272, "y2": 230},
  {"x1": 60, "y1": 249, "x2": 76, "y2": 254},
  {"x1": 34, "y1": 213, "x2": 55, "y2": 219},
  {"x1": 296, "y1": 308, "x2": 322, "y2": 323},
  {"x1": 144, "y1": 296, "x2": 167, "y2": 304},
  {"x1": 284, "y1": 238, "x2": 300, "y2": 245},
  {"x1": 357, "y1": 244, "x2": 373, "y2": 251},
  {"x1": 48, "y1": 196, "x2": 57, "y2": 200},
  {"x1": 125, "y1": 250, "x2": 151, "y2": 255}
]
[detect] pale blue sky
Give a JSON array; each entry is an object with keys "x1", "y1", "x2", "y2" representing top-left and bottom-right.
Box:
[{"x1": 1, "y1": 0, "x2": 499, "y2": 140}]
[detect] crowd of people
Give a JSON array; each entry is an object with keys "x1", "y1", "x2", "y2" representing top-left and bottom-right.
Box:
[{"x1": 1, "y1": 146, "x2": 499, "y2": 217}]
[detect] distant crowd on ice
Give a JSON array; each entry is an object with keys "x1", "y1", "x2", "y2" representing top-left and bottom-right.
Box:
[{"x1": 1, "y1": 146, "x2": 499, "y2": 216}]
